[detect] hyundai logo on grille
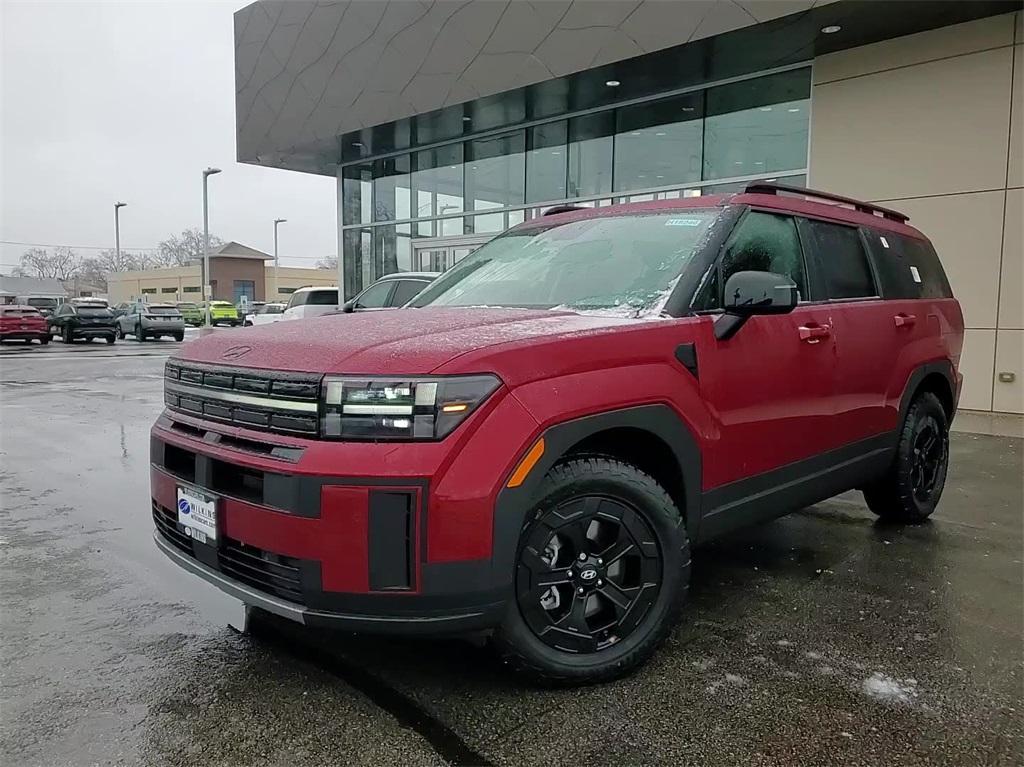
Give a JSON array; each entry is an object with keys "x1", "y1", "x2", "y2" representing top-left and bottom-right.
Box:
[
  {"x1": 221, "y1": 344, "x2": 253, "y2": 360},
  {"x1": 579, "y1": 568, "x2": 598, "y2": 581}
]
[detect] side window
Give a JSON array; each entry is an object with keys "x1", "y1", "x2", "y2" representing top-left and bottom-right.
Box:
[
  {"x1": 389, "y1": 280, "x2": 428, "y2": 307},
  {"x1": 898, "y1": 235, "x2": 952, "y2": 299},
  {"x1": 354, "y1": 281, "x2": 393, "y2": 309},
  {"x1": 803, "y1": 219, "x2": 876, "y2": 300},
  {"x1": 720, "y1": 211, "x2": 807, "y2": 301}
]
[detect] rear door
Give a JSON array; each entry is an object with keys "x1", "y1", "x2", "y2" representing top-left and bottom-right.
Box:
[
  {"x1": 799, "y1": 217, "x2": 899, "y2": 442},
  {"x1": 697, "y1": 209, "x2": 839, "y2": 490}
]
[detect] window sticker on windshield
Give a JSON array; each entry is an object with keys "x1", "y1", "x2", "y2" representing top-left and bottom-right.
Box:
[
  {"x1": 910, "y1": 266, "x2": 922, "y2": 283},
  {"x1": 665, "y1": 218, "x2": 703, "y2": 227},
  {"x1": 879, "y1": 236, "x2": 890, "y2": 248}
]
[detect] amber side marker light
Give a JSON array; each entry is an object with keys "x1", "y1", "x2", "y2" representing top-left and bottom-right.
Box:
[
  {"x1": 507, "y1": 438, "x2": 545, "y2": 488},
  {"x1": 441, "y1": 403, "x2": 468, "y2": 413}
]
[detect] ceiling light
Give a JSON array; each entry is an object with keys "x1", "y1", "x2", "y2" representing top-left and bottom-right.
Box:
[
  {"x1": 352, "y1": 142, "x2": 363, "y2": 148},
  {"x1": 656, "y1": 175, "x2": 664, "y2": 179},
  {"x1": 788, "y1": 107, "x2": 801, "y2": 113},
  {"x1": 754, "y1": 161, "x2": 764, "y2": 166},
  {"x1": 681, "y1": 106, "x2": 695, "y2": 112},
  {"x1": 462, "y1": 116, "x2": 472, "y2": 122},
  {"x1": 638, "y1": 174, "x2": 646, "y2": 179},
  {"x1": 550, "y1": 151, "x2": 561, "y2": 155},
  {"x1": 759, "y1": 106, "x2": 773, "y2": 112},
  {"x1": 821, "y1": 25, "x2": 841, "y2": 34},
  {"x1": 605, "y1": 80, "x2": 621, "y2": 87},
  {"x1": 630, "y1": 131, "x2": 641, "y2": 136},
  {"x1": 655, "y1": 132, "x2": 666, "y2": 136},
  {"x1": 734, "y1": 161, "x2": 743, "y2": 165}
]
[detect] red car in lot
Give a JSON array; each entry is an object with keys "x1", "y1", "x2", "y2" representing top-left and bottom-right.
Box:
[
  {"x1": 0, "y1": 305, "x2": 50, "y2": 344},
  {"x1": 152, "y1": 183, "x2": 963, "y2": 684}
]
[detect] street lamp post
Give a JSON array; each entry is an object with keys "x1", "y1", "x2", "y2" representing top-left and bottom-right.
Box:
[
  {"x1": 114, "y1": 202, "x2": 127, "y2": 263},
  {"x1": 202, "y1": 167, "x2": 222, "y2": 327},
  {"x1": 273, "y1": 218, "x2": 287, "y2": 301}
]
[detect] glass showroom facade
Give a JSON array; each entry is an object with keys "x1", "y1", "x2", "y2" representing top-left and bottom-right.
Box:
[{"x1": 340, "y1": 66, "x2": 810, "y2": 297}]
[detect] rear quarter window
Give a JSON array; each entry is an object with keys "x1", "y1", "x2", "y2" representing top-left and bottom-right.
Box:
[{"x1": 863, "y1": 230, "x2": 953, "y2": 300}]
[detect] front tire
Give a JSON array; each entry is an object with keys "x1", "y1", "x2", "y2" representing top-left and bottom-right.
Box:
[
  {"x1": 493, "y1": 456, "x2": 689, "y2": 686},
  {"x1": 863, "y1": 392, "x2": 949, "y2": 523},
  {"x1": 106, "y1": 334, "x2": 116, "y2": 345},
  {"x1": 62, "y1": 326, "x2": 72, "y2": 344},
  {"x1": 39, "y1": 336, "x2": 49, "y2": 345}
]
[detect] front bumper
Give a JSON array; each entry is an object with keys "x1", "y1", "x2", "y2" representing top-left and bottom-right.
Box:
[{"x1": 150, "y1": 392, "x2": 540, "y2": 634}]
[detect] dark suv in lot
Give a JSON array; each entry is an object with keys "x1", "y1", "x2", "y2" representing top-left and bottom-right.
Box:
[
  {"x1": 152, "y1": 183, "x2": 963, "y2": 684},
  {"x1": 50, "y1": 301, "x2": 117, "y2": 344}
]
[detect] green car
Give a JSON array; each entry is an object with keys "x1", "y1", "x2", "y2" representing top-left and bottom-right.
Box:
[
  {"x1": 175, "y1": 302, "x2": 204, "y2": 327},
  {"x1": 204, "y1": 300, "x2": 240, "y2": 327}
]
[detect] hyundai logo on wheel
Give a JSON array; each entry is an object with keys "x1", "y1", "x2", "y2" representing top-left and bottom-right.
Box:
[
  {"x1": 579, "y1": 568, "x2": 598, "y2": 581},
  {"x1": 178, "y1": 498, "x2": 191, "y2": 515}
]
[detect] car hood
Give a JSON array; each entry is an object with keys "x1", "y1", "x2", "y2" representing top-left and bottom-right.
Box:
[{"x1": 176, "y1": 307, "x2": 638, "y2": 374}]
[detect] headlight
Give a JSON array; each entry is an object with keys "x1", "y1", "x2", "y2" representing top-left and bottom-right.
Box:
[{"x1": 321, "y1": 375, "x2": 501, "y2": 440}]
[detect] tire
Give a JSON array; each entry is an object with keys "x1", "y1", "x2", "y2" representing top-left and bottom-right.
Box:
[
  {"x1": 493, "y1": 456, "x2": 689, "y2": 686},
  {"x1": 62, "y1": 326, "x2": 73, "y2": 344},
  {"x1": 106, "y1": 334, "x2": 116, "y2": 345},
  {"x1": 173, "y1": 332, "x2": 184, "y2": 342},
  {"x1": 863, "y1": 392, "x2": 949, "y2": 524},
  {"x1": 39, "y1": 336, "x2": 49, "y2": 345},
  {"x1": 116, "y1": 325, "x2": 125, "y2": 340},
  {"x1": 136, "y1": 323, "x2": 147, "y2": 342}
]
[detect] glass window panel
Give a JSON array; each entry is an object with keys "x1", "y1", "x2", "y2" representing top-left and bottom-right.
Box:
[
  {"x1": 411, "y1": 144, "x2": 464, "y2": 234},
  {"x1": 372, "y1": 155, "x2": 411, "y2": 222},
  {"x1": 568, "y1": 112, "x2": 613, "y2": 198},
  {"x1": 614, "y1": 92, "x2": 703, "y2": 192},
  {"x1": 526, "y1": 121, "x2": 567, "y2": 203},
  {"x1": 507, "y1": 209, "x2": 525, "y2": 228},
  {"x1": 472, "y1": 212, "x2": 507, "y2": 234},
  {"x1": 342, "y1": 227, "x2": 373, "y2": 299},
  {"x1": 720, "y1": 212, "x2": 807, "y2": 301},
  {"x1": 355, "y1": 280, "x2": 393, "y2": 309},
  {"x1": 803, "y1": 219, "x2": 876, "y2": 300},
  {"x1": 373, "y1": 224, "x2": 414, "y2": 276},
  {"x1": 703, "y1": 69, "x2": 811, "y2": 181},
  {"x1": 466, "y1": 131, "x2": 525, "y2": 213},
  {"x1": 342, "y1": 164, "x2": 373, "y2": 225}
]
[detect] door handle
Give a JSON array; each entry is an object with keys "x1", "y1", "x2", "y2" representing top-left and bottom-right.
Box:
[
  {"x1": 894, "y1": 313, "x2": 917, "y2": 328},
  {"x1": 798, "y1": 324, "x2": 831, "y2": 343}
]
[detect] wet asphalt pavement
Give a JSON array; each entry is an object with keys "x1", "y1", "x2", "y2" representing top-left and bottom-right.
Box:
[{"x1": 1, "y1": 338, "x2": 1022, "y2": 766}]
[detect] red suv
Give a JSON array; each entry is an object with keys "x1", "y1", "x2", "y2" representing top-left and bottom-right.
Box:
[{"x1": 152, "y1": 183, "x2": 963, "y2": 684}]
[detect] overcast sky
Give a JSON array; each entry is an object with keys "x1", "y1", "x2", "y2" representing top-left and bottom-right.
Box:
[{"x1": 1, "y1": 0, "x2": 337, "y2": 272}]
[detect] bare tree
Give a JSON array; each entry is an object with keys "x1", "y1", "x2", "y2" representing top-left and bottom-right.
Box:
[
  {"x1": 13, "y1": 246, "x2": 81, "y2": 280},
  {"x1": 156, "y1": 228, "x2": 223, "y2": 267}
]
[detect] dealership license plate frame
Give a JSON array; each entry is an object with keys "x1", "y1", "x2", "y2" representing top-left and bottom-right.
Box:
[{"x1": 176, "y1": 484, "x2": 219, "y2": 546}]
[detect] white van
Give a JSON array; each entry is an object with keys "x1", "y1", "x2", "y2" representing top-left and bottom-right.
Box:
[{"x1": 280, "y1": 286, "x2": 339, "y2": 321}]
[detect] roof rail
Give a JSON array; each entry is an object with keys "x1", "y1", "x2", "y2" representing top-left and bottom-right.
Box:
[
  {"x1": 542, "y1": 204, "x2": 588, "y2": 217},
  {"x1": 744, "y1": 182, "x2": 910, "y2": 223}
]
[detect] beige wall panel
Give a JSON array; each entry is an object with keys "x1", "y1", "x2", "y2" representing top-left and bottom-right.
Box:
[
  {"x1": 1008, "y1": 45, "x2": 1023, "y2": 188},
  {"x1": 999, "y1": 188, "x2": 1023, "y2": 329},
  {"x1": 814, "y1": 14, "x2": 1015, "y2": 84},
  {"x1": 810, "y1": 48, "x2": 1014, "y2": 201},
  {"x1": 993, "y1": 330, "x2": 1024, "y2": 413},
  {"x1": 959, "y1": 329, "x2": 996, "y2": 411},
  {"x1": 877, "y1": 191, "x2": 1005, "y2": 330}
]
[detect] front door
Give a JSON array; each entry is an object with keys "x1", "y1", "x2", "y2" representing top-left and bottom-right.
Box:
[{"x1": 695, "y1": 210, "x2": 839, "y2": 492}]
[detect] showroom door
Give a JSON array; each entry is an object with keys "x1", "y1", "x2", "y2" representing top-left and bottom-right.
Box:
[{"x1": 412, "y1": 235, "x2": 491, "y2": 273}]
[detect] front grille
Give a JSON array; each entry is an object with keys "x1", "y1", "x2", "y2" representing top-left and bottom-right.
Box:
[
  {"x1": 165, "y1": 361, "x2": 321, "y2": 436},
  {"x1": 152, "y1": 502, "x2": 306, "y2": 604}
]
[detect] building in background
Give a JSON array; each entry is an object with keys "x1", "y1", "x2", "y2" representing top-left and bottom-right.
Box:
[
  {"x1": 0, "y1": 275, "x2": 67, "y2": 305},
  {"x1": 105, "y1": 240, "x2": 335, "y2": 304},
  {"x1": 233, "y1": 0, "x2": 1022, "y2": 415}
]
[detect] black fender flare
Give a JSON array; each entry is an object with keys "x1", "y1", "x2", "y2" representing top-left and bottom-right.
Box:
[
  {"x1": 897, "y1": 360, "x2": 957, "y2": 429},
  {"x1": 490, "y1": 404, "x2": 702, "y2": 591}
]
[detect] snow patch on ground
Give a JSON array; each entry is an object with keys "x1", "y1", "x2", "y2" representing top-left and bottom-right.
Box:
[{"x1": 862, "y1": 672, "x2": 918, "y2": 705}]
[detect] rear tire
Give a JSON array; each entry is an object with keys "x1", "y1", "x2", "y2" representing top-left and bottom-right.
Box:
[
  {"x1": 863, "y1": 392, "x2": 949, "y2": 523},
  {"x1": 62, "y1": 326, "x2": 72, "y2": 344},
  {"x1": 493, "y1": 456, "x2": 689, "y2": 686},
  {"x1": 106, "y1": 334, "x2": 116, "y2": 345},
  {"x1": 40, "y1": 336, "x2": 49, "y2": 345},
  {"x1": 173, "y1": 331, "x2": 184, "y2": 342}
]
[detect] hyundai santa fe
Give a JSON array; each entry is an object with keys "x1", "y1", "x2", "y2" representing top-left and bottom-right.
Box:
[{"x1": 152, "y1": 183, "x2": 964, "y2": 684}]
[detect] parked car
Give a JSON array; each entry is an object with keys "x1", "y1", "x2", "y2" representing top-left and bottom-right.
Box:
[
  {"x1": 203, "y1": 301, "x2": 240, "y2": 327},
  {"x1": 112, "y1": 302, "x2": 131, "y2": 318},
  {"x1": 175, "y1": 302, "x2": 203, "y2": 327},
  {"x1": 0, "y1": 305, "x2": 50, "y2": 344},
  {"x1": 280, "y1": 286, "x2": 339, "y2": 321},
  {"x1": 152, "y1": 183, "x2": 963, "y2": 685},
  {"x1": 116, "y1": 303, "x2": 185, "y2": 342},
  {"x1": 339, "y1": 272, "x2": 439, "y2": 313},
  {"x1": 239, "y1": 301, "x2": 265, "y2": 325},
  {"x1": 245, "y1": 302, "x2": 286, "y2": 327},
  {"x1": 15, "y1": 295, "x2": 61, "y2": 318},
  {"x1": 49, "y1": 301, "x2": 117, "y2": 344}
]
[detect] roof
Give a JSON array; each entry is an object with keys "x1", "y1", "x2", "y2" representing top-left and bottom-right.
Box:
[
  {"x1": 377, "y1": 271, "x2": 440, "y2": 281},
  {"x1": 0, "y1": 275, "x2": 67, "y2": 297},
  {"x1": 207, "y1": 241, "x2": 273, "y2": 260}
]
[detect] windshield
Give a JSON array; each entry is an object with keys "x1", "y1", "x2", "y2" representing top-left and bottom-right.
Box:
[
  {"x1": 411, "y1": 210, "x2": 718, "y2": 314},
  {"x1": 26, "y1": 297, "x2": 58, "y2": 308}
]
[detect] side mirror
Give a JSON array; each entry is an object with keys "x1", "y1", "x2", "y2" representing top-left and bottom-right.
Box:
[
  {"x1": 341, "y1": 300, "x2": 356, "y2": 313},
  {"x1": 714, "y1": 270, "x2": 798, "y2": 340}
]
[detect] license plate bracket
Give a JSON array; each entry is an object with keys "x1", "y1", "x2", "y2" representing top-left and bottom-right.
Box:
[{"x1": 176, "y1": 485, "x2": 219, "y2": 545}]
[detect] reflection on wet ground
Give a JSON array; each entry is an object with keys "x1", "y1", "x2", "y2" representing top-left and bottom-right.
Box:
[{"x1": 1, "y1": 349, "x2": 1021, "y2": 766}]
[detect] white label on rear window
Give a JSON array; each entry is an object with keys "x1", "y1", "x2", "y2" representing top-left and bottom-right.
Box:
[
  {"x1": 665, "y1": 218, "x2": 703, "y2": 227},
  {"x1": 910, "y1": 266, "x2": 922, "y2": 283},
  {"x1": 879, "y1": 236, "x2": 890, "y2": 248}
]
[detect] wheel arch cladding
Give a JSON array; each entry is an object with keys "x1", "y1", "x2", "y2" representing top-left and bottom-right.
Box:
[
  {"x1": 900, "y1": 361, "x2": 957, "y2": 424},
  {"x1": 492, "y1": 405, "x2": 702, "y2": 591}
]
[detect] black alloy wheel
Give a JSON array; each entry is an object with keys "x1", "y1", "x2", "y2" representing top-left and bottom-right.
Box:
[
  {"x1": 909, "y1": 416, "x2": 946, "y2": 503},
  {"x1": 516, "y1": 495, "x2": 662, "y2": 654}
]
